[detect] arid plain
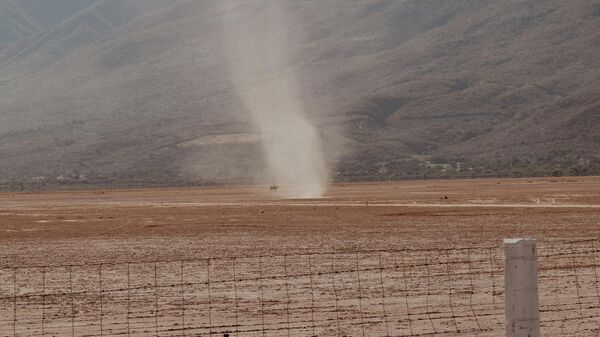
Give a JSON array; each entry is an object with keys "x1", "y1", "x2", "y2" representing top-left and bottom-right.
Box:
[
  {"x1": 1, "y1": 177, "x2": 599, "y2": 266},
  {"x1": 0, "y1": 177, "x2": 599, "y2": 336}
]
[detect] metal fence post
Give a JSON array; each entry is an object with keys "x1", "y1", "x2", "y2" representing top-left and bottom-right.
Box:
[{"x1": 504, "y1": 238, "x2": 540, "y2": 337}]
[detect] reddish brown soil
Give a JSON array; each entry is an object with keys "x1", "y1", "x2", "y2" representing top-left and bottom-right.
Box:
[
  {"x1": 0, "y1": 177, "x2": 599, "y2": 336},
  {"x1": 0, "y1": 176, "x2": 598, "y2": 266}
]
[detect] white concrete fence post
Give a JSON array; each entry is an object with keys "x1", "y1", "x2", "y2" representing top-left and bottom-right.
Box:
[{"x1": 504, "y1": 238, "x2": 540, "y2": 337}]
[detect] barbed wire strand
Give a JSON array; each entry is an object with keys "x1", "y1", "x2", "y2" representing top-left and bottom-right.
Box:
[
  {"x1": 4, "y1": 317, "x2": 495, "y2": 337},
  {"x1": 3, "y1": 306, "x2": 504, "y2": 335},
  {"x1": 207, "y1": 258, "x2": 213, "y2": 337},
  {"x1": 99, "y1": 264, "x2": 104, "y2": 337},
  {"x1": 308, "y1": 253, "x2": 316, "y2": 337},
  {"x1": 0, "y1": 263, "x2": 506, "y2": 305},
  {"x1": 0, "y1": 255, "x2": 506, "y2": 289},
  {"x1": 331, "y1": 253, "x2": 341, "y2": 337},
  {"x1": 180, "y1": 260, "x2": 186, "y2": 337},
  {"x1": 69, "y1": 265, "x2": 75, "y2": 337},
  {"x1": 592, "y1": 240, "x2": 600, "y2": 336},
  {"x1": 233, "y1": 258, "x2": 239, "y2": 337},
  {"x1": 259, "y1": 255, "x2": 266, "y2": 337},
  {"x1": 355, "y1": 252, "x2": 366, "y2": 337},
  {"x1": 593, "y1": 240, "x2": 600, "y2": 304},
  {"x1": 467, "y1": 248, "x2": 482, "y2": 333},
  {"x1": 487, "y1": 248, "x2": 499, "y2": 327},
  {"x1": 378, "y1": 251, "x2": 390, "y2": 337},
  {"x1": 2, "y1": 245, "x2": 505, "y2": 272},
  {"x1": 552, "y1": 251, "x2": 567, "y2": 336},
  {"x1": 425, "y1": 251, "x2": 437, "y2": 334},
  {"x1": 13, "y1": 268, "x2": 17, "y2": 337},
  {"x1": 401, "y1": 250, "x2": 414, "y2": 335},
  {"x1": 126, "y1": 263, "x2": 131, "y2": 337},
  {"x1": 570, "y1": 242, "x2": 584, "y2": 336},
  {"x1": 4, "y1": 240, "x2": 600, "y2": 337},
  {"x1": 154, "y1": 262, "x2": 159, "y2": 337},
  {"x1": 446, "y1": 250, "x2": 459, "y2": 333},
  {"x1": 41, "y1": 266, "x2": 45, "y2": 337},
  {"x1": 283, "y1": 254, "x2": 291, "y2": 337}
]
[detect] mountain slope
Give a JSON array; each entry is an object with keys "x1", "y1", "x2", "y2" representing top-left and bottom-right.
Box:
[
  {"x1": 0, "y1": 0, "x2": 180, "y2": 75},
  {"x1": 0, "y1": 0, "x2": 599, "y2": 188},
  {"x1": 13, "y1": 0, "x2": 100, "y2": 29},
  {"x1": 0, "y1": 0, "x2": 39, "y2": 45}
]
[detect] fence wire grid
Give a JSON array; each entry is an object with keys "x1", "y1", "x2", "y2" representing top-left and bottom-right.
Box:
[{"x1": 1, "y1": 239, "x2": 599, "y2": 337}]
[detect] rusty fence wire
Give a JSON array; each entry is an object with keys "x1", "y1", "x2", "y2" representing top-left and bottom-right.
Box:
[
  {"x1": 538, "y1": 239, "x2": 600, "y2": 336},
  {"x1": 0, "y1": 239, "x2": 598, "y2": 337}
]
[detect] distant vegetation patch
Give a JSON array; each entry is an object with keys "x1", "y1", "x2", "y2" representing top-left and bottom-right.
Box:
[{"x1": 364, "y1": 96, "x2": 408, "y2": 127}]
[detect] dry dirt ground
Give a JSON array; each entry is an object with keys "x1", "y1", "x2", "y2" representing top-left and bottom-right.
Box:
[
  {"x1": 0, "y1": 177, "x2": 599, "y2": 337},
  {"x1": 1, "y1": 177, "x2": 599, "y2": 265}
]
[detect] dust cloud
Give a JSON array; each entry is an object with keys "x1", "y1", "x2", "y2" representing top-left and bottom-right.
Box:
[{"x1": 220, "y1": 1, "x2": 328, "y2": 198}]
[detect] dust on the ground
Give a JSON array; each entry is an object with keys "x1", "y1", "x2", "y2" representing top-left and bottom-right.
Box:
[{"x1": 0, "y1": 176, "x2": 599, "y2": 267}]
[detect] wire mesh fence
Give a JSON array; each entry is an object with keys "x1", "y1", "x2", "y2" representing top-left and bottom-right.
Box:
[
  {"x1": 538, "y1": 239, "x2": 600, "y2": 336},
  {"x1": 0, "y1": 239, "x2": 598, "y2": 337}
]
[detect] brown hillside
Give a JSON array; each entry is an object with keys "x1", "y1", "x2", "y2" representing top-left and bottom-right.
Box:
[{"x1": 0, "y1": 0, "x2": 599, "y2": 187}]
